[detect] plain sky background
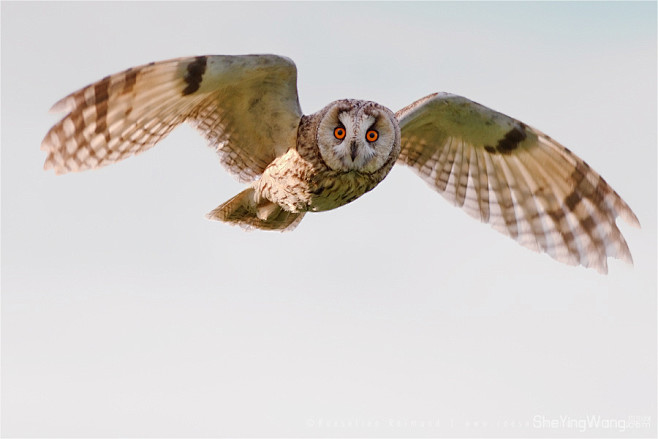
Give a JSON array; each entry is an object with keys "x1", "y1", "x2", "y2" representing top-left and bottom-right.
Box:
[{"x1": 2, "y1": 2, "x2": 656, "y2": 437}]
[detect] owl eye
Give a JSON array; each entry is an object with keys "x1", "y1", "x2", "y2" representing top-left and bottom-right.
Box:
[
  {"x1": 366, "y1": 129, "x2": 379, "y2": 142},
  {"x1": 334, "y1": 127, "x2": 346, "y2": 140}
]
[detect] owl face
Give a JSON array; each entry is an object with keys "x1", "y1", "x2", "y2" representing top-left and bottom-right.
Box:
[{"x1": 316, "y1": 100, "x2": 399, "y2": 173}]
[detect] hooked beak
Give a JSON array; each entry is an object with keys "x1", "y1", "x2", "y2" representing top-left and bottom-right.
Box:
[{"x1": 350, "y1": 141, "x2": 358, "y2": 161}]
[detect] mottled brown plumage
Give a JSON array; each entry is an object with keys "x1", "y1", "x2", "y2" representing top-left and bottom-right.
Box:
[{"x1": 41, "y1": 54, "x2": 639, "y2": 273}]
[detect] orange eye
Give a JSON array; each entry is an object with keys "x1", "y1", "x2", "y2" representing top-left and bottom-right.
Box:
[
  {"x1": 366, "y1": 129, "x2": 379, "y2": 142},
  {"x1": 334, "y1": 127, "x2": 346, "y2": 140}
]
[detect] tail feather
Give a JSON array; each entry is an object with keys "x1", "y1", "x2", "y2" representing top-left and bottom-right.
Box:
[{"x1": 207, "y1": 187, "x2": 305, "y2": 231}]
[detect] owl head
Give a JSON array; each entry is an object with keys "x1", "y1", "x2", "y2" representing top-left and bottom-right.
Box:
[{"x1": 315, "y1": 99, "x2": 400, "y2": 173}]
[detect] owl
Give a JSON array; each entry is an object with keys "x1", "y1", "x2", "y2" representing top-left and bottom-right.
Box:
[{"x1": 41, "y1": 54, "x2": 640, "y2": 273}]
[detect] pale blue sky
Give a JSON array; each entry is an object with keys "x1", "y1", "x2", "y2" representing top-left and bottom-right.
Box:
[{"x1": 2, "y1": 2, "x2": 656, "y2": 437}]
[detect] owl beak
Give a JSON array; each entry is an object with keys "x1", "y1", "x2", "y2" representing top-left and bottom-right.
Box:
[{"x1": 350, "y1": 141, "x2": 358, "y2": 161}]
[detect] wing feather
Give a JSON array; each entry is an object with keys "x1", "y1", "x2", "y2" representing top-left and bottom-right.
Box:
[
  {"x1": 488, "y1": 152, "x2": 519, "y2": 239},
  {"x1": 502, "y1": 153, "x2": 545, "y2": 252},
  {"x1": 513, "y1": 149, "x2": 579, "y2": 265},
  {"x1": 453, "y1": 139, "x2": 470, "y2": 207},
  {"x1": 396, "y1": 93, "x2": 639, "y2": 273},
  {"x1": 472, "y1": 148, "x2": 490, "y2": 222}
]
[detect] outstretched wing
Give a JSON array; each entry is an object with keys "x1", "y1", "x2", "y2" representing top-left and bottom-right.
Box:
[
  {"x1": 396, "y1": 92, "x2": 639, "y2": 273},
  {"x1": 41, "y1": 54, "x2": 303, "y2": 181}
]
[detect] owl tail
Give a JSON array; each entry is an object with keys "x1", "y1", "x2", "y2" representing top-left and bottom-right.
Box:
[{"x1": 206, "y1": 187, "x2": 305, "y2": 232}]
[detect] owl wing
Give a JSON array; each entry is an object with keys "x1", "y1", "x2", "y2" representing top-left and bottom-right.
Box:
[
  {"x1": 395, "y1": 92, "x2": 640, "y2": 273},
  {"x1": 42, "y1": 54, "x2": 302, "y2": 181}
]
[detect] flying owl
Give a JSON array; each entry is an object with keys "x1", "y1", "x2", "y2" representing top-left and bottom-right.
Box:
[{"x1": 41, "y1": 54, "x2": 640, "y2": 273}]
